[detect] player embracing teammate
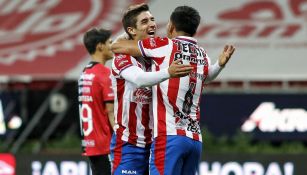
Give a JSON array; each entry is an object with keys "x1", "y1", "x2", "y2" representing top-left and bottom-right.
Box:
[
  {"x1": 78, "y1": 3, "x2": 235, "y2": 175},
  {"x1": 110, "y1": 3, "x2": 193, "y2": 175},
  {"x1": 111, "y1": 4, "x2": 235, "y2": 175}
]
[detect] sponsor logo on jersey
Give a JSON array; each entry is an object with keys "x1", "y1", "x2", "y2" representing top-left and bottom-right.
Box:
[
  {"x1": 132, "y1": 88, "x2": 152, "y2": 104},
  {"x1": 81, "y1": 139, "x2": 95, "y2": 147}
]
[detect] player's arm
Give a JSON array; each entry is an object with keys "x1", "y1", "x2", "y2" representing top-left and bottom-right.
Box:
[
  {"x1": 100, "y1": 71, "x2": 115, "y2": 130},
  {"x1": 105, "y1": 102, "x2": 115, "y2": 130},
  {"x1": 205, "y1": 45, "x2": 235, "y2": 83},
  {"x1": 121, "y1": 59, "x2": 192, "y2": 88},
  {"x1": 111, "y1": 39, "x2": 142, "y2": 57},
  {"x1": 205, "y1": 61, "x2": 223, "y2": 83},
  {"x1": 111, "y1": 36, "x2": 171, "y2": 58}
]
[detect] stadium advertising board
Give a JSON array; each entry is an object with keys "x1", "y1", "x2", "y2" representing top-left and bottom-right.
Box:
[
  {"x1": 15, "y1": 154, "x2": 90, "y2": 175},
  {"x1": 0, "y1": 154, "x2": 16, "y2": 175},
  {"x1": 200, "y1": 94, "x2": 307, "y2": 140},
  {"x1": 9, "y1": 154, "x2": 306, "y2": 175},
  {"x1": 2, "y1": 91, "x2": 307, "y2": 142},
  {"x1": 201, "y1": 154, "x2": 305, "y2": 175}
]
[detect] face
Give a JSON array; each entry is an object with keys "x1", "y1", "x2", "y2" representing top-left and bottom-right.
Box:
[
  {"x1": 102, "y1": 38, "x2": 113, "y2": 60},
  {"x1": 129, "y1": 11, "x2": 156, "y2": 40}
]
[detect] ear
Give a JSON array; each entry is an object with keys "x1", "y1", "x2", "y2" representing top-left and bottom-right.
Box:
[
  {"x1": 167, "y1": 21, "x2": 175, "y2": 38},
  {"x1": 96, "y1": 43, "x2": 104, "y2": 52},
  {"x1": 127, "y1": 27, "x2": 136, "y2": 38},
  {"x1": 169, "y1": 22, "x2": 175, "y2": 34}
]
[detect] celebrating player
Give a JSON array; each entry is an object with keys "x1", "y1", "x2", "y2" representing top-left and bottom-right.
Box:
[
  {"x1": 111, "y1": 5, "x2": 235, "y2": 175},
  {"x1": 110, "y1": 4, "x2": 193, "y2": 175}
]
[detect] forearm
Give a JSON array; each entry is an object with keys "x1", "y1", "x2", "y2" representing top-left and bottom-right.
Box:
[
  {"x1": 108, "y1": 112, "x2": 115, "y2": 130},
  {"x1": 105, "y1": 103, "x2": 115, "y2": 130},
  {"x1": 121, "y1": 66, "x2": 170, "y2": 87},
  {"x1": 111, "y1": 40, "x2": 142, "y2": 57},
  {"x1": 205, "y1": 61, "x2": 223, "y2": 83}
]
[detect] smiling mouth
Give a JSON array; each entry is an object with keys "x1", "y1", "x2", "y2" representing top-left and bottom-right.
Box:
[{"x1": 147, "y1": 31, "x2": 155, "y2": 36}]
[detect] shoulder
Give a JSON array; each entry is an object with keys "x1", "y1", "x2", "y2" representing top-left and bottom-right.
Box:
[
  {"x1": 114, "y1": 53, "x2": 132, "y2": 61},
  {"x1": 97, "y1": 64, "x2": 111, "y2": 74},
  {"x1": 100, "y1": 64, "x2": 110, "y2": 70},
  {"x1": 112, "y1": 53, "x2": 134, "y2": 72},
  {"x1": 141, "y1": 37, "x2": 171, "y2": 49}
]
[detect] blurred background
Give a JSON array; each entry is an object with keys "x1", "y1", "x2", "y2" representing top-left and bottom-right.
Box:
[{"x1": 1, "y1": 0, "x2": 307, "y2": 174}]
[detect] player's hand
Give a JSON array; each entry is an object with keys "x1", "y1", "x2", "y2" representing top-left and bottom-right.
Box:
[
  {"x1": 168, "y1": 59, "x2": 193, "y2": 78},
  {"x1": 218, "y1": 45, "x2": 235, "y2": 67}
]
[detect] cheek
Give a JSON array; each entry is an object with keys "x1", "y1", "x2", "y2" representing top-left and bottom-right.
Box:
[
  {"x1": 109, "y1": 50, "x2": 114, "y2": 56},
  {"x1": 138, "y1": 26, "x2": 147, "y2": 32},
  {"x1": 136, "y1": 30, "x2": 146, "y2": 37}
]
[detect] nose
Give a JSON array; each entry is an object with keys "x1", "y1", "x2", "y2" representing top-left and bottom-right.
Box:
[{"x1": 149, "y1": 20, "x2": 156, "y2": 28}]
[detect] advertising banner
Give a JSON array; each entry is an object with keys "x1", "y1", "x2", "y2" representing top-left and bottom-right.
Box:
[
  {"x1": 0, "y1": 153, "x2": 16, "y2": 175},
  {"x1": 200, "y1": 93, "x2": 307, "y2": 140},
  {"x1": 2, "y1": 153, "x2": 304, "y2": 175},
  {"x1": 201, "y1": 153, "x2": 305, "y2": 175},
  {"x1": 16, "y1": 154, "x2": 90, "y2": 175}
]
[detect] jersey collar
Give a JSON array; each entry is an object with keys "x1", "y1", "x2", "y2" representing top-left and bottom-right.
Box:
[{"x1": 175, "y1": 36, "x2": 197, "y2": 45}]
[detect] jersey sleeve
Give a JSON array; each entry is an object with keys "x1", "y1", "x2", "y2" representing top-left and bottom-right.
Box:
[
  {"x1": 138, "y1": 37, "x2": 173, "y2": 58},
  {"x1": 204, "y1": 51, "x2": 223, "y2": 83},
  {"x1": 121, "y1": 65, "x2": 170, "y2": 88},
  {"x1": 112, "y1": 53, "x2": 134, "y2": 75}
]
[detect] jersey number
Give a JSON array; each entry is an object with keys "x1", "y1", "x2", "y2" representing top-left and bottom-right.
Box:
[
  {"x1": 79, "y1": 104, "x2": 93, "y2": 136},
  {"x1": 182, "y1": 82, "x2": 196, "y2": 115}
]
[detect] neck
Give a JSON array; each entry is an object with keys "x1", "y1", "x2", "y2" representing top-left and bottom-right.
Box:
[
  {"x1": 131, "y1": 36, "x2": 138, "y2": 41},
  {"x1": 132, "y1": 35, "x2": 150, "y2": 41},
  {"x1": 91, "y1": 54, "x2": 106, "y2": 65},
  {"x1": 173, "y1": 31, "x2": 192, "y2": 38}
]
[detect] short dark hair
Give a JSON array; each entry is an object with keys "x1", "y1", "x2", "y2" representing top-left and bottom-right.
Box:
[
  {"x1": 122, "y1": 3, "x2": 149, "y2": 39},
  {"x1": 83, "y1": 28, "x2": 111, "y2": 54},
  {"x1": 170, "y1": 6, "x2": 200, "y2": 36}
]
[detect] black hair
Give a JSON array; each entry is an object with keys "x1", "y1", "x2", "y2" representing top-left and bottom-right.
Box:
[
  {"x1": 122, "y1": 3, "x2": 149, "y2": 39},
  {"x1": 83, "y1": 28, "x2": 111, "y2": 54},
  {"x1": 170, "y1": 6, "x2": 200, "y2": 36}
]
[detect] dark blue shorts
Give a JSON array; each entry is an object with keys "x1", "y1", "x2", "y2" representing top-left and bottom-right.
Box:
[
  {"x1": 110, "y1": 133, "x2": 150, "y2": 175},
  {"x1": 149, "y1": 135, "x2": 202, "y2": 175}
]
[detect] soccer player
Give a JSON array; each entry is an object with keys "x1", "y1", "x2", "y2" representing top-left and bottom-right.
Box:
[
  {"x1": 110, "y1": 4, "x2": 193, "y2": 175},
  {"x1": 78, "y1": 28, "x2": 115, "y2": 175},
  {"x1": 111, "y1": 6, "x2": 235, "y2": 175}
]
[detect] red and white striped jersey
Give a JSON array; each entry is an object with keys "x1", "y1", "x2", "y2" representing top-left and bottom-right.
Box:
[
  {"x1": 138, "y1": 36, "x2": 211, "y2": 142},
  {"x1": 111, "y1": 54, "x2": 153, "y2": 147},
  {"x1": 78, "y1": 62, "x2": 114, "y2": 156}
]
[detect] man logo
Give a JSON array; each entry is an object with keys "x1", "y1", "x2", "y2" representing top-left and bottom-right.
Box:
[{"x1": 122, "y1": 169, "x2": 137, "y2": 174}]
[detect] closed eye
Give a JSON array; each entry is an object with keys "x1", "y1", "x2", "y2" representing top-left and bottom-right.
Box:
[{"x1": 141, "y1": 18, "x2": 148, "y2": 24}]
